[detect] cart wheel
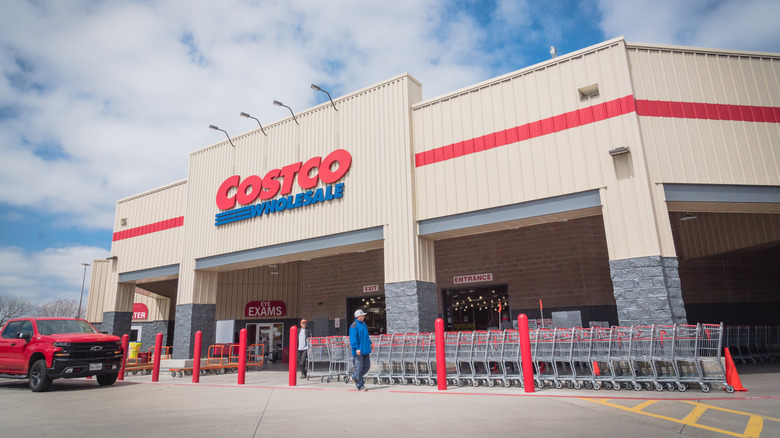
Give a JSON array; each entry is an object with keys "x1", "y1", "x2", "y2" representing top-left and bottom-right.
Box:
[
  {"x1": 644, "y1": 382, "x2": 653, "y2": 391},
  {"x1": 613, "y1": 382, "x2": 621, "y2": 391},
  {"x1": 414, "y1": 378, "x2": 421, "y2": 386},
  {"x1": 429, "y1": 379, "x2": 436, "y2": 386},
  {"x1": 655, "y1": 382, "x2": 664, "y2": 391},
  {"x1": 218, "y1": 368, "x2": 225, "y2": 374},
  {"x1": 170, "y1": 371, "x2": 176, "y2": 377},
  {"x1": 666, "y1": 383, "x2": 676, "y2": 391},
  {"x1": 177, "y1": 372, "x2": 183, "y2": 378},
  {"x1": 185, "y1": 370, "x2": 192, "y2": 376},
  {"x1": 487, "y1": 380, "x2": 494, "y2": 387},
  {"x1": 700, "y1": 382, "x2": 711, "y2": 393},
  {"x1": 456, "y1": 379, "x2": 463, "y2": 387},
  {"x1": 583, "y1": 381, "x2": 592, "y2": 389},
  {"x1": 566, "y1": 381, "x2": 573, "y2": 389},
  {"x1": 554, "y1": 380, "x2": 563, "y2": 389},
  {"x1": 725, "y1": 385, "x2": 735, "y2": 393},
  {"x1": 389, "y1": 378, "x2": 395, "y2": 385},
  {"x1": 677, "y1": 382, "x2": 687, "y2": 392},
  {"x1": 373, "y1": 378, "x2": 379, "y2": 384},
  {"x1": 131, "y1": 370, "x2": 138, "y2": 375},
  {"x1": 320, "y1": 377, "x2": 325, "y2": 383},
  {"x1": 593, "y1": 381, "x2": 601, "y2": 390},
  {"x1": 201, "y1": 369, "x2": 206, "y2": 375},
  {"x1": 633, "y1": 382, "x2": 642, "y2": 391},
  {"x1": 536, "y1": 380, "x2": 544, "y2": 389},
  {"x1": 573, "y1": 381, "x2": 581, "y2": 390}
]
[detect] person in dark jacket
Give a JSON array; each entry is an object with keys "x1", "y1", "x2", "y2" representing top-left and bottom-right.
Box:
[
  {"x1": 297, "y1": 319, "x2": 312, "y2": 378},
  {"x1": 348, "y1": 309, "x2": 372, "y2": 391}
]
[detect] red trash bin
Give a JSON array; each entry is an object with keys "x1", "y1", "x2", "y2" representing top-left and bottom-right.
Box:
[{"x1": 138, "y1": 352, "x2": 150, "y2": 363}]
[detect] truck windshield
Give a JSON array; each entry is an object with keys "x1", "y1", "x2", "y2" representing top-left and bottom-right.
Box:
[{"x1": 37, "y1": 320, "x2": 98, "y2": 335}]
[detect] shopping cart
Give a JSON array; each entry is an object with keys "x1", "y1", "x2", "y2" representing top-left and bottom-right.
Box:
[
  {"x1": 534, "y1": 328, "x2": 558, "y2": 388},
  {"x1": 650, "y1": 325, "x2": 678, "y2": 391},
  {"x1": 698, "y1": 323, "x2": 733, "y2": 393},
  {"x1": 455, "y1": 331, "x2": 476, "y2": 386},
  {"x1": 570, "y1": 327, "x2": 595, "y2": 389},
  {"x1": 501, "y1": 330, "x2": 523, "y2": 387},
  {"x1": 413, "y1": 333, "x2": 436, "y2": 386},
  {"x1": 470, "y1": 331, "x2": 491, "y2": 386},
  {"x1": 373, "y1": 334, "x2": 393, "y2": 384},
  {"x1": 608, "y1": 326, "x2": 638, "y2": 390},
  {"x1": 326, "y1": 336, "x2": 350, "y2": 383},
  {"x1": 486, "y1": 330, "x2": 507, "y2": 387},
  {"x1": 630, "y1": 326, "x2": 660, "y2": 391},
  {"x1": 443, "y1": 331, "x2": 461, "y2": 386}
]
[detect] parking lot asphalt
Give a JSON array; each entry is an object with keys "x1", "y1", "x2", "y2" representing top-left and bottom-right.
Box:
[{"x1": 2, "y1": 360, "x2": 779, "y2": 437}]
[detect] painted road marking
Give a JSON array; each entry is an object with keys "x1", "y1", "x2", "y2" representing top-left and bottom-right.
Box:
[{"x1": 583, "y1": 398, "x2": 780, "y2": 437}]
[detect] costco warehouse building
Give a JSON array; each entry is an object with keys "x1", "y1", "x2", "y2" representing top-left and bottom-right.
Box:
[{"x1": 86, "y1": 38, "x2": 780, "y2": 361}]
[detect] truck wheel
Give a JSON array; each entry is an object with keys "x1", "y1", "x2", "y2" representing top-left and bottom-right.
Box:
[
  {"x1": 29, "y1": 359, "x2": 52, "y2": 392},
  {"x1": 97, "y1": 373, "x2": 119, "y2": 386}
]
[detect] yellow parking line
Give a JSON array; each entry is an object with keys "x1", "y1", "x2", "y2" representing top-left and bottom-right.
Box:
[{"x1": 583, "y1": 398, "x2": 764, "y2": 438}]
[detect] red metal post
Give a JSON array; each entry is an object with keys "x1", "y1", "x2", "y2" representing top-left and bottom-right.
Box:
[
  {"x1": 192, "y1": 331, "x2": 202, "y2": 384},
  {"x1": 118, "y1": 334, "x2": 129, "y2": 381},
  {"x1": 518, "y1": 314, "x2": 535, "y2": 393},
  {"x1": 151, "y1": 332, "x2": 163, "y2": 382},
  {"x1": 289, "y1": 325, "x2": 298, "y2": 386},
  {"x1": 238, "y1": 328, "x2": 247, "y2": 385},
  {"x1": 435, "y1": 318, "x2": 447, "y2": 391}
]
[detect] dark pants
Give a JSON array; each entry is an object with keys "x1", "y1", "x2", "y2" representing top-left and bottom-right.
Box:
[
  {"x1": 352, "y1": 354, "x2": 371, "y2": 388},
  {"x1": 297, "y1": 349, "x2": 308, "y2": 376}
]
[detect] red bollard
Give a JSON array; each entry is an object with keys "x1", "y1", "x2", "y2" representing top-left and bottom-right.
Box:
[
  {"x1": 435, "y1": 318, "x2": 447, "y2": 391},
  {"x1": 518, "y1": 314, "x2": 535, "y2": 393},
  {"x1": 289, "y1": 325, "x2": 298, "y2": 387},
  {"x1": 238, "y1": 328, "x2": 247, "y2": 385},
  {"x1": 152, "y1": 332, "x2": 163, "y2": 382},
  {"x1": 193, "y1": 331, "x2": 202, "y2": 384},
  {"x1": 118, "y1": 334, "x2": 129, "y2": 381}
]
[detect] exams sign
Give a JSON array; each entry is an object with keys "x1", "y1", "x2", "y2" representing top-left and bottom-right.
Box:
[{"x1": 244, "y1": 301, "x2": 287, "y2": 318}]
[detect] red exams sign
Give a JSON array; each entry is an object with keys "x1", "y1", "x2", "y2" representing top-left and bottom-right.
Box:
[
  {"x1": 132, "y1": 303, "x2": 148, "y2": 320},
  {"x1": 245, "y1": 301, "x2": 287, "y2": 318},
  {"x1": 216, "y1": 149, "x2": 352, "y2": 210}
]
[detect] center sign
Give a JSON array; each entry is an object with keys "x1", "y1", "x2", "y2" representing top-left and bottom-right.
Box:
[{"x1": 214, "y1": 149, "x2": 352, "y2": 226}]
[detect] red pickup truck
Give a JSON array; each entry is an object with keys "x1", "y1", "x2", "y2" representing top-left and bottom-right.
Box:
[{"x1": 0, "y1": 317, "x2": 123, "y2": 392}]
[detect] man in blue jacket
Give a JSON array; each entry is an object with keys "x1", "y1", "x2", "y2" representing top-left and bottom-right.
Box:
[{"x1": 349, "y1": 309, "x2": 372, "y2": 391}]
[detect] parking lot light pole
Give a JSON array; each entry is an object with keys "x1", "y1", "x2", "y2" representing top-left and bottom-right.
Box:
[{"x1": 77, "y1": 263, "x2": 90, "y2": 319}]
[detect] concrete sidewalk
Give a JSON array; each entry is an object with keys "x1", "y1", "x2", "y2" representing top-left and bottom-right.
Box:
[{"x1": 2, "y1": 360, "x2": 779, "y2": 437}]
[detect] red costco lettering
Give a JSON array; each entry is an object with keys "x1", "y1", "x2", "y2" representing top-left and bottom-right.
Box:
[{"x1": 216, "y1": 149, "x2": 352, "y2": 210}]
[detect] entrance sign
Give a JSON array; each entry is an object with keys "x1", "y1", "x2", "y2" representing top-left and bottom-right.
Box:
[
  {"x1": 453, "y1": 273, "x2": 493, "y2": 284},
  {"x1": 245, "y1": 301, "x2": 287, "y2": 317}
]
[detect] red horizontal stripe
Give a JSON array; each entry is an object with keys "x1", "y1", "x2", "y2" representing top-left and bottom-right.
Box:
[
  {"x1": 415, "y1": 96, "x2": 779, "y2": 168},
  {"x1": 112, "y1": 216, "x2": 184, "y2": 242},
  {"x1": 635, "y1": 99, "x2": 780, "y2": 123},
  {"x1": 415, "y1": 96, "x2": 635, "y2": 167}
]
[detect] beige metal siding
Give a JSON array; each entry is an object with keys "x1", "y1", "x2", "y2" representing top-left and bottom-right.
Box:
[
  {"x1": 628, "y1": 47, "x2": 780, "y2": 186},
  {"x1": 412, "y1": 40, "x2": 635, "y2": 220},
  {"x1": 111, "y1": 180, "x2": 187, "y2": 272},
  {"x1": 177, "y1": 75, "x2": 424, "y2": 303},
  {"x1": 215, "y1": 264, "x2": 301, "y2": 320},
  {"x1": 86, "y1": 259, "x2": 111, "y2": 323},
  {"x1": 132, "y1": 292, "x2": 171, "y2": 322},
  {"x1": 674, "y1": 212, "x2": 780, "y2": 259}
]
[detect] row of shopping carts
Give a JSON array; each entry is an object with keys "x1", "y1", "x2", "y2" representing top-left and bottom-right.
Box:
[
  {"x1": 725, "y1": 325, "x2": 778, "y2": 364},
  {"x1": 305, "y1": 323, "x2": 778, "y2": 392}
]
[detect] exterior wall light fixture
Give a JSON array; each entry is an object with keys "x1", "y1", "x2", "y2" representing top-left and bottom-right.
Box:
[
  {"x1": 209, "y1": 125, "x2": 236, "y2": 147},
  {"x1": 273, "y1": 100, "x2": 299, "y2": 125},
  {"x1": 608, "y1": 146, "x2": 631, "y2": 157},
  {"x1": 311, "y1": 84, "x2": 338, "y2": 111},
  {"x1": 239, "y1": 112, "x2": 267, "y2": 136}
]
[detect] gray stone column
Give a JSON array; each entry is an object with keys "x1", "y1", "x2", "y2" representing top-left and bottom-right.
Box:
[
  {"x1": 100, "y1": 311, "x2": 132, "y2": 337},
  {"x1": 610, "y1": 256, "x2": 688, "y2": 326},
  {"x1": 385, "y1": 280, "x2": 438, "y2": 334},
  {"x1": 173, "y1": 304, "x2": 216, "y2": 359}
]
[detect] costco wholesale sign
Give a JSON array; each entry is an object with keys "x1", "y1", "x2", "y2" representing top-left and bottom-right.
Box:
[
  {"x1": 214, "y1": 149, "x2": 352, "y2": 226},
  {"x1": 132, "y1": 303, "x2": 148, "y2": 320},
  {"x1": 245, "y1": 301, "x2": 287, "y2": 318}
]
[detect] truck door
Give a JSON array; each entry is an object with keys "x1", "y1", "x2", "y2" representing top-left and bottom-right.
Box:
[{"x1": 0, "y1": 320, "x2": 31, "y2": 373}]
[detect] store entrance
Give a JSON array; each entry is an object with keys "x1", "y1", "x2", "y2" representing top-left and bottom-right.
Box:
[
  {"x1": 347, "y1": 295, "x2": 386, "y2": 335},
  {"x1": 442, "y1": 285, "x2": 509, "y2": 331},
  {"x1": 246, "y1": 322, "x2": 284, "y2": 362}
]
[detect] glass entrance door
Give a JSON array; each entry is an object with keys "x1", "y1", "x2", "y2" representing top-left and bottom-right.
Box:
[{"x1": 246, "y1": 323, "x2": 284, "y2": 362}]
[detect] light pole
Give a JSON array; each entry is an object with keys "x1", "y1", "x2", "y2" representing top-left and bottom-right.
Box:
[{"x1": 77, "y1": 263, "x2": 90, "y2": 319}]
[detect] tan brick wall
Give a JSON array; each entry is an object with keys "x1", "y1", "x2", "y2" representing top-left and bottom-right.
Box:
[
  {"x1": 434, "y1": 215, "x2": 615, "y2": 311},
  {"x1": 300, "y1": 249, "x2": 384, "y2": 321}
]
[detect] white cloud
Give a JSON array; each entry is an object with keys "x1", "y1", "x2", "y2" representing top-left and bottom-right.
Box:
[
  {"x1": 0, "y1": 245, "x2": 107, "y2": 305},
  {"x1": 596, "y1": 0, "x2": 780, "y2": 52}
]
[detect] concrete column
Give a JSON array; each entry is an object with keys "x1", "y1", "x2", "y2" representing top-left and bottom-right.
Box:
[
  {"x1": 172, "y1": 303, "x2": 216, "y2": 359},
  {"x1": 610, "y1": 256, "x2": 687, "y2": 325},
  {"x1": 100, "y1": 311, "x2": 132, "y2": 337},
  {"x1": 385, "y1": 280, "x2": 438, "y2": 334}
]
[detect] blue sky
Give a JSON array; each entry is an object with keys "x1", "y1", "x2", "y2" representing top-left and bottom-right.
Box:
[{"x1": 1, "y1": 0, "x2": 778, "y2": 306}]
